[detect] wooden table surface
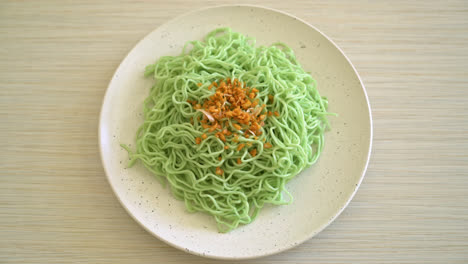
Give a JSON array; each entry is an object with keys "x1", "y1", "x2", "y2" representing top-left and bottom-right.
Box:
[{"x1": 1, "y1": 0, "x2": 467, "y2": 263}]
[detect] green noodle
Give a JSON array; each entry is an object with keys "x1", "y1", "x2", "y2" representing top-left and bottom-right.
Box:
[{"x1": 122, "y1": 28, "x2": 330, "y2": 232}]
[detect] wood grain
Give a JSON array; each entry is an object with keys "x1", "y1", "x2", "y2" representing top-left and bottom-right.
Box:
[{"x1": 1, "y1": 0, "x2": 467, "y2": 263}]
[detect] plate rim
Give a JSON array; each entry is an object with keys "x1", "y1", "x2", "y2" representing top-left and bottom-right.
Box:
[{"x1": 98, "y1": 4, "x2": 373, "y2": 260}]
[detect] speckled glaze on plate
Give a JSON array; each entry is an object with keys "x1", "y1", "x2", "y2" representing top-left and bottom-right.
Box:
[{"x1": 99, "y1": 5, "x2": 372, "y2": 260}]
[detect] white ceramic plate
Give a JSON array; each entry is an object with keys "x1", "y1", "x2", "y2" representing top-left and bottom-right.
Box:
[{"x1": 99, "y1": 5, "x2": 372, "y2": 260}]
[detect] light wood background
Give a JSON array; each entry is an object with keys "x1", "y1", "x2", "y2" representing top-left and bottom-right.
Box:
[{"x1": 1, "y1": 0, "x2": 467, "y2": 263}]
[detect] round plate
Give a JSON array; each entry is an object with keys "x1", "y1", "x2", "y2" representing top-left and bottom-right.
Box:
[{"x1": 99, "y1": 5, "x2": 372, "y2": 260}]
